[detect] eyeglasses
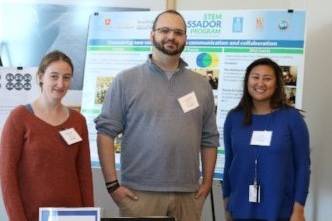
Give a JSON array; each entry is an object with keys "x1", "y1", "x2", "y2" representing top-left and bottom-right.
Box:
[{"x1": 154, "y1": 27, "x2": 186, "y2": 37}]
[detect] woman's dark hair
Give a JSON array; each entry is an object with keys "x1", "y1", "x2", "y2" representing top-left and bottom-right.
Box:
[
  {"x1": 37, "y1": 50, "x2": 74, "y2": 88},
  {"x1": 234, "y1": 57, "x2": 291, "y2": 125}
]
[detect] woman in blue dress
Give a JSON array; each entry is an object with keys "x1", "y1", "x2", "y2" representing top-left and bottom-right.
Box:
[{"x1": 222, "y1": 58, "x2": 310, "y2": 221}]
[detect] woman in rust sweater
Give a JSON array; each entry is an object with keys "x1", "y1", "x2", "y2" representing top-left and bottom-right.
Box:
[{"x1": 0, "y1": 50, "x2": 94, "y2": 221}]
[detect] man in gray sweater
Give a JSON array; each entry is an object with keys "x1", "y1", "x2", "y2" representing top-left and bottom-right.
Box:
[{"x1": 95, "y1": 9, "x2": 219, "y2": 221}]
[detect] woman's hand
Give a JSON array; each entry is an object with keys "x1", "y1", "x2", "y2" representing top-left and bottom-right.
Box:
[
  {"x1": 223, "y1": 197, "x2": 233, "y2": 221},
  {"x1": 290, "y1": 202, "x2": 305, "y2": 221}
]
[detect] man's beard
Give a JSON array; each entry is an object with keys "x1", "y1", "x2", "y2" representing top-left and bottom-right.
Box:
[{"x1": 152, "y1": 37, "x2": 185, "y2": 56}]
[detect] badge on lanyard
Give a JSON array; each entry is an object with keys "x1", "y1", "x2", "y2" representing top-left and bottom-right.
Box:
[
  {"x1": 250, "y1": 130, "x2": 272, "y2": 146},
  {"x1": 249, "y1": 183, "x2": 261, "y2": 203},
  {"x1": 59, "y1": 128, "x2": 82, "y2": 145},
  {"x1": 249, "y1": 159, "x2": 261, "y2": 203},
  {"x1": 178, "y1": 91, "x2": 199, "y2": 113}
]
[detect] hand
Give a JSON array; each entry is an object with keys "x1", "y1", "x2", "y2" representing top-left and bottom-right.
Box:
[
  {"x1": 110, "y1": 186, "x2": 138, "y2": 204},
  {"x1": 224, "y1": 211, "x2": 233, "y2": 221},
  {"x1": 290, "y1": 202, "x2": 305, "y2": 221},
  {"x1": 290, "y1": 212, "x2": 305, "y2": 221},
  {"x1": 223, "y1": 198, "x2": 233, "y2": 221},
  {"x1": 195, "y1": 182, "x2": 212, "y2": 199}
]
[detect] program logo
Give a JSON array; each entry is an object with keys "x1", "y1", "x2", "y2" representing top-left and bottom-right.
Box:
[{"x1": 187, "y1": 13, "x2": 222, "y2": 36}]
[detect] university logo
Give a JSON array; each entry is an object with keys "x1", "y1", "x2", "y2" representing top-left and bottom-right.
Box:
[
  {"x1": 278, "y1": 20, "x2": 289, "y2": 31},
  {"x1": 256, "y1": 17, "x2": 264, "y2": 30},
  {"x1": 104, "y1": 18, "x2": 112, "y2": 26}
]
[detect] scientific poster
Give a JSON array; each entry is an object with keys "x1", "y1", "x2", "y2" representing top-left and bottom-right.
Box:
[{"x1": 81, "y1": 10, "x2": 306, "y2": 179}]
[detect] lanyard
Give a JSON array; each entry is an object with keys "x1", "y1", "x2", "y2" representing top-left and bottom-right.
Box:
[
  {"x1": 254, "y1": 158, "x2": 258, "y2": 185},
  {"x1": 251, "y1": 112, "x2": 273, "y2": 184}
]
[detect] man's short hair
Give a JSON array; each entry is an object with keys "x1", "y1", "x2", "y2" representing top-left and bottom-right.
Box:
[{"x1": 152, "y1": 10, "x2": 187, "y2": 32}]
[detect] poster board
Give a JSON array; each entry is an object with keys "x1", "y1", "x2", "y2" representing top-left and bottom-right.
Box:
[
  {"x1": 81, "y1": 10, "x2": 306, "y2": 180},
  {"x1": 0, "y1": 67, "x2": 39, "y2": 132}
]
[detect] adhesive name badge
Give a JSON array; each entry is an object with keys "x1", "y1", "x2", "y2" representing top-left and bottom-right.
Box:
[
  {"x1": 177, "y1": 91, "x2": 199, "y2": 113},
  {"x1": 249, "y1": 184, "x2": 261, "y2": 203},
  {"x1": 250, "y1": 130, "x2": 272, "y2": 146},
  {"x1": 59, "y1": 128, "x2": 82, "y2": 145}
]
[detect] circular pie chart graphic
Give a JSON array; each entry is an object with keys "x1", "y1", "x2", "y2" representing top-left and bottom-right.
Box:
[{"x1": 196, "y1": 53, "x2": 219, "y2": 68}]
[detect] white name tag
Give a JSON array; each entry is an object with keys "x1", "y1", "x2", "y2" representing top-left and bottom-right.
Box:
[
  {"x1": 250, "y1": 131, "x2": 272, "y2": 146},
  {"x1": 59, "y1": 128, "x2": 82, "y2": 145},
  {"x1": 249, "y1": 184, "x2": 261, "y2": 203},
  {"x1": 178, "y1": 91, "x2": 199, "y2": 113}
]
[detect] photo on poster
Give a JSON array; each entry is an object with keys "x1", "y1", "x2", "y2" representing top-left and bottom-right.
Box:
[
  {"x1": 94, "y1": 76, "x2": 113, "y2": 105},
  {"x1": 114, "y1": 134, "x2": 122, "y2": 153},
  {"x1": 191, "y1": 68, "x2": 220, "y2": 90},
  {"x1": 285, "y1": 86, "x2": 296, "y2": 106},
  {"x1": 281, "y1": 65, "x2": 297, "y2": 86}
]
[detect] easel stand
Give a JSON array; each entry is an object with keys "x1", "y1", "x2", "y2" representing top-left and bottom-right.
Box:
[{"x1": 210, "y1": 188, "x2": 216, "y2": 221}]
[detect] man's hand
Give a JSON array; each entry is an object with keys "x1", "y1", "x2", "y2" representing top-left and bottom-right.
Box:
[
  {"x1": 195, "y1": 182, "x2": 212, "y2": 199},
  {"x1": 111, "y1": 186, "x2": 138, "y2": 204}
]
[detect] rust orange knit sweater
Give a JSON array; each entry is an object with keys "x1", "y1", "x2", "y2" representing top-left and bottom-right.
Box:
[{"x1": 0, "y1": 105, "x2": 94, "y2": 221}]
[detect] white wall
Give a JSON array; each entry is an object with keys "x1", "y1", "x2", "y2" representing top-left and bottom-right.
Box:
[
  {"x1": 0, "y1": 0, "x2": 166, "y2": 10},
  {"x1": 177, "y1": 0, "x2": 290, "y2": 10},
  {"x1": 302, "y1": 0, "x2": 332, "y2": 219},
  {"x1": 177, "y1": 0, "x2": 332, "y2": 220}
]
